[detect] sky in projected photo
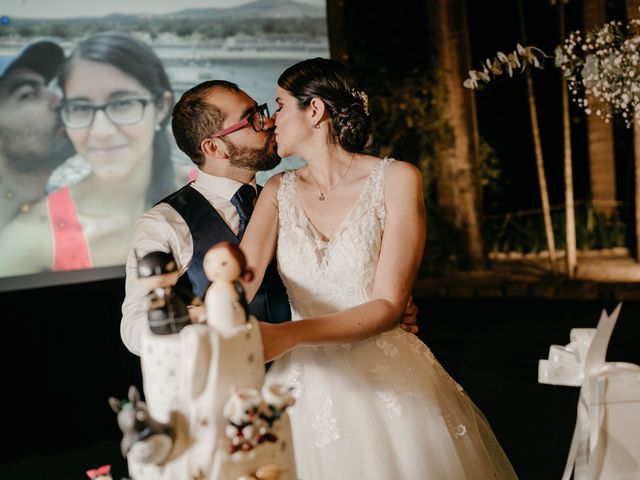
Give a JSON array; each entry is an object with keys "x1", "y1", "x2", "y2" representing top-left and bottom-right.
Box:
[{"x1": 0, "y1": 0, "x2": 329, "y2": 286}]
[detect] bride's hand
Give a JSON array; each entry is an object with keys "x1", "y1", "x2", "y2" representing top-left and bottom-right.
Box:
[{"x1": 259, "y1": 321, "x2": 295, "y2": 362}]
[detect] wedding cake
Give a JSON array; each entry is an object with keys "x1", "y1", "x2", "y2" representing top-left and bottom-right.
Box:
[{"x1": 110, "y1": 245, "x2": 297, "y2": 480}]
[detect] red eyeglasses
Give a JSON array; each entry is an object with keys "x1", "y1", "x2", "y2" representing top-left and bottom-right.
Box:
[{"x1": 208, "y1": 103, "x2": 270, "y2": 139}]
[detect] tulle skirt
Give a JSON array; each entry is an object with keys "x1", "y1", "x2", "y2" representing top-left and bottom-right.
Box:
[{"x1": 266, "y1": 327, "x2": 518, "y2": 480}]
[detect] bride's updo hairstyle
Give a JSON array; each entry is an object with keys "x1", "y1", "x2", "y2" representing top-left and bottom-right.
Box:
[{"x1": 278, "y1": 57, "x2": 372, "y2": 153}]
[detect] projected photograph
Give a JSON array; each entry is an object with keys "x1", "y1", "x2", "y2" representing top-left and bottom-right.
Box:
[{"x1": 0, "y1": 0, "x2": 329, "y2": 289}]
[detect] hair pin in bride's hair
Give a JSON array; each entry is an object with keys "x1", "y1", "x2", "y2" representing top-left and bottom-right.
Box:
[{"x1": 350, "y1": 89, "x2": 370, "y2": 116}]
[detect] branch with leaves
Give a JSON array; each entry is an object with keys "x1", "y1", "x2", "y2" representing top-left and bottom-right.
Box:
[
  {"x1": 464, "y1": 16, "x2": 640, "y2": 128},
  {"x1": 462, "y1": 44, "x2": 547, "y2": 89}
]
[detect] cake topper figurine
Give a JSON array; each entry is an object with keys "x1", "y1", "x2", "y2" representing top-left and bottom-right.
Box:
[
  {"x1": 136, "y1": 250, "x2": 194, "y2": 335},
  {"x1": 258, "y1": 384, "x2": 296, "y2": 444},
  {"x1": 107, "y1": 241, "x2": 297, "y2": 479},
  {"x1": 203, "y1": 241, "x2": 254, "y2": 331},
  {"x1": 223, "y1": 387, "x2": 262, "y2": 455},
  {"x1": 108, "y1": 385, "x2": 175, "y2": 465}
]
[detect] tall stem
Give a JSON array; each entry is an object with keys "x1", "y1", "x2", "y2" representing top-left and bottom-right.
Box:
[
  {"x1": 559, "y1": 1, "x2": 578, "y2": 277},
  {"x1": 517, "y1": 0, "x2": 557, "y2": 272}
]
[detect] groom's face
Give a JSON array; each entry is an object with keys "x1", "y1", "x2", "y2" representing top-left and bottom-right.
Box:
[{"x1": 212, "y1": 89, "x2": 280, "y2": 172}]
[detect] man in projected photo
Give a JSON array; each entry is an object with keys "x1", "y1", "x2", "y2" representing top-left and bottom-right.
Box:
[
  {"x1": 120, "y1": 79, "x2": 418, "y2": 356},
  {"x1": 0, "y1": 40, "x2": 73, "y2": 229}
]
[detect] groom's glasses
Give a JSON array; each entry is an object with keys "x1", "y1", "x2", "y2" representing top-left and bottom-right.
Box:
[{"x1": 208, "y1": 103, "x2": 270, "y2": 138}]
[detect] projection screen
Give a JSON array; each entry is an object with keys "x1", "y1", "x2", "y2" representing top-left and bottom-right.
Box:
[{"x1": 0, "y1": 0, "x2": 328, "y2": 292}]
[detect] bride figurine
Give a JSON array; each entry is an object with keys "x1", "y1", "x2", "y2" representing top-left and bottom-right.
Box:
[{"x1": 203, "y1": 241, "x2": 254, "y2": 334}]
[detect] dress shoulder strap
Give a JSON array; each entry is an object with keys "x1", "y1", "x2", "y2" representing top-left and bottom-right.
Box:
[
  {"x1": 276, "y1": 170, "x2": 298, "y2": 224},
  {"x1": 367, "y1": 158, "x2": 396, "y2": 229},
  {"x1": 369, "y1": 157, "x2": 395, "y2": 204}
]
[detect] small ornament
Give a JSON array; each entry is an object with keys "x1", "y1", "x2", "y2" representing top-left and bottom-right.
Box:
[
  {"x1": 223, "y1": 388, "x2": 262, "y2": 455},
  {"x1": 257, "y1": 384, "x2": 295, "y2": 444},
  {"x1": 85, "y1": 464, "x2": 112, "y2": 480},
  {"x1": 136, "y1": 250, "x2": 193, "y2": 335},
  {"x1": 108, "y1": 385, "x2": 175, "y2": 465},
  {"x1": 307, "y1": 153, "x2": 355, "y2": 202},
  {"x1": 350, "y1": 88, "x2": 370, "y2": 116}
]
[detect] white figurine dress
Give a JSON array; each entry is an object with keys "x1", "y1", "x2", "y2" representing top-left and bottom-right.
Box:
[{"x1": 266, "y1": 158, "x2": 518, "y2": 480}]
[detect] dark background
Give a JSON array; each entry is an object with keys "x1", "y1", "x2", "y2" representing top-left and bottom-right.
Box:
[
  {"x1": 340, "y1": 0, "x2": 635, "y2": 215},
  {"x1": 1, "y1": 276, "x2": 639, "y2": 479},
  {"x1": 1, "y1": 1, "x2": 640, "y2": 479}
]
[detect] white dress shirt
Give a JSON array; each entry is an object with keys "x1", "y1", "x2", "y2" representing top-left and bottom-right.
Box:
[{"x1": 120, "y1": 170, "x2": 257, "y2": 355}]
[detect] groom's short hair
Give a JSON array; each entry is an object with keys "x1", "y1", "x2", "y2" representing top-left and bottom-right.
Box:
[{"x1": 171, "y1": 80, "x2": 240, "y2": 166}]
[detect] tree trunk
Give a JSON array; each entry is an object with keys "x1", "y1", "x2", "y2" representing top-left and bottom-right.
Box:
[
  {"x1": 428, "y1": 0, "x2": 485, "y2": 267},
  {"x1": 584, "y1": 0, "x2": 617, "y2": 216},
  {"x1": 559, "y1": 2, "x2": 578, "y2": 277},
  {"x1": 627, "y1": 0, "x2": 640, "y2": 260}
]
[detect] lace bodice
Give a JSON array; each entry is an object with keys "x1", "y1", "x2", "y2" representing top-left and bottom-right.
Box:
[
  {"x1": 276, "y1": 158, "x2": 394, "y2": 320},
  {"x1": 269, "y1": 158, "x2": 518, "y2": 480}
]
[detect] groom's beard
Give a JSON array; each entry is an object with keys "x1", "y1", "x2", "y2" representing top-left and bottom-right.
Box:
[{"x1": 225, "y1": 131, "x2": 281, "y2": 172}]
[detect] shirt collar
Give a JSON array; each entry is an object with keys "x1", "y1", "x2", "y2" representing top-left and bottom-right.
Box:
[{"x1": 194, "y1": 170, "x2": 257, "y2": 200}]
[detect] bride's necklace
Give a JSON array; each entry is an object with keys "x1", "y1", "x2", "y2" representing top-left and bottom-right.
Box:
[{"x1": 307, "y1": 154, "x2": 355, "y2": 201}]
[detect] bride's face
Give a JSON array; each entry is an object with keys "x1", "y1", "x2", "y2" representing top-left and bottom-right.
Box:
[{"x1": 273, "y1": 86, "x2": 310, "y2": 158}]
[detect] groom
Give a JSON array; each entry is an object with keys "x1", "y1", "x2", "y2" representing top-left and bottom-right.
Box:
[{"x1": 120, "y1": 80, "x2": 416, "y2": 356}]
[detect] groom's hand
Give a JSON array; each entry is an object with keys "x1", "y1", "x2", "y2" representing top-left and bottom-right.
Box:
[{"x1": 399, "y1": 296, "x2": 419, "y2": 335}]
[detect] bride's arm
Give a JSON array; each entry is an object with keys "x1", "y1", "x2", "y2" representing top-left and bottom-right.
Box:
[
  {"x1": 239, "y1": 173, "x2": 282, "y2": 302},
  {"x1": 261, "y1": 161, "x2": 426, "y2": 361}
]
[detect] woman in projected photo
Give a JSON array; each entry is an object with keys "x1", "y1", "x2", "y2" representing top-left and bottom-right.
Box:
[
  {"x1": 240, "y1": 58, "x2": 518, "y2": 479},
  {"x1": 0, "y1": 32, "x2": 175, "y2": 276}
]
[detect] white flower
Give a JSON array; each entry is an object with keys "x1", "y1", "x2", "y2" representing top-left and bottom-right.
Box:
[
  {"x1": 555, "y1": 45, "x2": 567, "y2": 67},
  {"x1": 463, "y1": 70, "x2": 480, "y2": 89}
]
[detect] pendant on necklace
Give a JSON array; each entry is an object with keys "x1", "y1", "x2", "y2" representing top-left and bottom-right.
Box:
[{"x1": 319, "y1": 192, "x2": 325, "y2": 201}]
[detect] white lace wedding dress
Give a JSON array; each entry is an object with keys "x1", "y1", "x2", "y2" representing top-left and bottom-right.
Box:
[{"x1": 266, "y1": 158, "x2": 518, "y2": 479}]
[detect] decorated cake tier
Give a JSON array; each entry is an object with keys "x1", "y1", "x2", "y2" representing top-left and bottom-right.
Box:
[{"x1": 110, "y1": 245, "x2": 296, "y2": 480}]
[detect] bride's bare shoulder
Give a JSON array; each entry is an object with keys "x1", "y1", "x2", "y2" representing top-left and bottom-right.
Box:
[
  {"x1": 353, "y1": 154, "x2": 386, "y2": 177},
  {"x1": 384, "y1": 159, "x2": 423, "y2": 193}
]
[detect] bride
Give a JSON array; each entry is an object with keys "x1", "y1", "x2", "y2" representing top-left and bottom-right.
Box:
[{"x1": 240, "y1": 57, "x2": 518, "y2": 479}]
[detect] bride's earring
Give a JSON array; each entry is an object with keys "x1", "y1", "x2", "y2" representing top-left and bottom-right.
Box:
[{"x1": 313, "y1": 122, "x2": 320, "y2": 129}]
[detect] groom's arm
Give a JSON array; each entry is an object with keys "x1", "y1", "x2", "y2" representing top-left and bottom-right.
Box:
[{"x1": 121, "y1": 206, "x2": 193, "y2": 355}]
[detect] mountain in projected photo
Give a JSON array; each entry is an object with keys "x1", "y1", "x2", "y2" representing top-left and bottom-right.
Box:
[
  {"x1": 170, "y1": 0, "x2": 325, "y2": 19},
  {"x1": 2, "y1": 0, "x2": 326, "y2": 40}
]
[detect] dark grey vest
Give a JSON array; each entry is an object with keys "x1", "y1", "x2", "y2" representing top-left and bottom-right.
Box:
[{"x1": 159, "y1": 183, "x2": 291, "y2": 324}]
